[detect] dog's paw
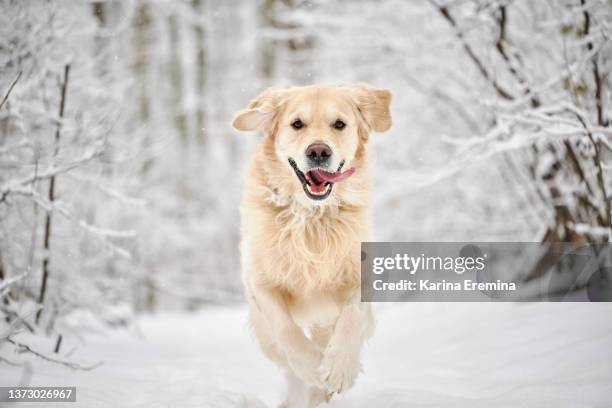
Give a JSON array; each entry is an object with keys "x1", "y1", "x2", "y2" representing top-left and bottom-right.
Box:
[
  {"x1": 319, "y1": 346, "x2": 361, "y2": 394},
  {"x1": 307, "y1": 387, "x2": 334, "y2": 408}
]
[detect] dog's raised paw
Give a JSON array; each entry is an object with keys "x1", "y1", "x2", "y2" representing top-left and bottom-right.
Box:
[{"x1": 319, "y1": 348, "x2": 361, "y2": 394}]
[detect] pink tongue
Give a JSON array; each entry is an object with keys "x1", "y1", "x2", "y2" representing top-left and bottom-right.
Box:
[{"x1": 311, "y1": 167, "x2": 355, "y2": 183}]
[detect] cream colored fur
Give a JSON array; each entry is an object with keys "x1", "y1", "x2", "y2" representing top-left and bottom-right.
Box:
[{"x1": 233, "y1": 84, "x2": 392, "y2": 408}]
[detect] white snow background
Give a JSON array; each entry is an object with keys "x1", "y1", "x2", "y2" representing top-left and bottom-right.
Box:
[{"x1": 2, "y1": 303, "x2": 611, "y2": 408}]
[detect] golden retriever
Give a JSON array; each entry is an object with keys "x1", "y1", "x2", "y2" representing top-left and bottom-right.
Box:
[{"x1": 232, "y1": 84, "x2": 392, "y2": 407}]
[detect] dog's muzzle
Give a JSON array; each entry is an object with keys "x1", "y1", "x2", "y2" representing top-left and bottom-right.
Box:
[{"x1": 288, "y1": 158, "x2": 355, "y2": 201}]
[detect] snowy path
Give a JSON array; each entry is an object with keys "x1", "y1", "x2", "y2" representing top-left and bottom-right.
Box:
[{"x1": 2, "y1": 303, "x2": 612, "y2": 407}]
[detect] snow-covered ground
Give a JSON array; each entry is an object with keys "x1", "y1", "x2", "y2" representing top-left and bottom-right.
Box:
[{"x1": 2, "y1": 303, "x2": 612, "y2": 408}]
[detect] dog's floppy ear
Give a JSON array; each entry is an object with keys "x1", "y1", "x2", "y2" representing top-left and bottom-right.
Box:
[
  {"x1": 349, "y1": 84, "x2": 392, "y2": 133},
  {"x1": 232, "y1": 87, "x2": 285, "y2": 131}
]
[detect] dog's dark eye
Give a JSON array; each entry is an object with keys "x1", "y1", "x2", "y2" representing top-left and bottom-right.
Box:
[
  {"x1": 333, "y1": 120, "x2": 346, "y2": 130},
  {"x1": 291, "y1": 119, "x2": 304, "y2": 130}
]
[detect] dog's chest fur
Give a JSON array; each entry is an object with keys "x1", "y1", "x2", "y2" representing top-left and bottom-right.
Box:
[
  {"x1": 243, "y1": 197, "x2": 365, "y2": 296},
  {"x1": 245, "y1": 202, "x2": 364, "y2": 330}
]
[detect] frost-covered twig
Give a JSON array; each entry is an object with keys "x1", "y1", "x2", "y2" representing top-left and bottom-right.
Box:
[
  {"x1": 429, "y1": 0, "x2": 514, "y2": 100},
  {"x1": 573, "y1": 113, "x2": 611, "y2": 226},
  {"x1": 0, "y1": 305, "x2": 36, "y2": 334},
  {"x1": 37, "y1": 64, "x2": 70, "y2": 324},
  {"x1": 0, "y1": 273, "x2": 27, "y2": 295},
  {"x1": 0, "y1": 71, "x2": 22, "y2": 111},
  {"x1": 571, "y1": 223, "x2": 611, "y2": 238},
  {"x1": 494, "y1": 4, "x2": 540, "y2": 108},
  {"x1": 4, "y1": 337, "x2": 103, "y2": 371},
  {"x1": 66, "y1": 173, "x2": 146, "y2": 207},
  {"x1": 28, "y1": 193, "x2": 136, "y2": 239},
  {"x1": 582, "y1": 0, "x2": 606, "y2": 126},
  {"x1": 0, "y1": 147, "x2": 102, "y2": 197},
  {"x1": 23, "y1": 191, "x2": 135, "y2": 258}
]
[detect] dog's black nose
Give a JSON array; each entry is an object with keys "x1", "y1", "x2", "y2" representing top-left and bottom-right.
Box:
[{"x1": 305, "y1": 143, "x2": 332, "y2": 166}]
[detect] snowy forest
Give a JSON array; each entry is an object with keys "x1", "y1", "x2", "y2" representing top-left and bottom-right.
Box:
[{"x1": 1, "y1": 0, "x2": 611, "y2": 406}]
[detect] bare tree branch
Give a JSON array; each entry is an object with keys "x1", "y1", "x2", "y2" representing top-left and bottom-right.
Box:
[
  {"x1": 5, "y1": 337, "x2": 103, "y2": 371},
  {"x1": 0, "y1": 147, "x2": 102, "y2": 200},
  {"x1": 582, "y1": 0, "x2": 606, "y2": 126},
  {"x1": 37, "y1": 64, "x2": 70, "y2": 324},
  {"x1": 0, "y1": 71, "x2": 22, "y2": 111},
  {"x1": 429, "y1": 0, "x2": 514, "y2": 100},
  {"x1": 494, "y1": 5, "x2": 540, "y2": 108},
  {"x1": 573, "y1": 111, "x2": 611, "y2": 226}
]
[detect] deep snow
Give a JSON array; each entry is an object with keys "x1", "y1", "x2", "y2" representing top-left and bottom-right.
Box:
[{"x1": 1, "y1": 303, "x2": 611, "y2": 407}]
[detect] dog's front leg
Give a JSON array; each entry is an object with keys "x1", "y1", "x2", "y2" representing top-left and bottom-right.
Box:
[
  {"x1": 251, "y1": 285, "x2": 323, "y2": 388},
  {"x1": 320, "y1": 302, "x2": 371, "y2": 394}
]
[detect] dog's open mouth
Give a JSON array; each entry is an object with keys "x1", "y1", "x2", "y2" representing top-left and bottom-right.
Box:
[{"x1": 288, "y1": 158, "x2": 355, "y2": 201}]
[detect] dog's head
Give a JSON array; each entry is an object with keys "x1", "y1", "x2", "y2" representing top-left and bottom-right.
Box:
[{"x1": 232, "y1": 84, "x2": 392, "y2": 207}]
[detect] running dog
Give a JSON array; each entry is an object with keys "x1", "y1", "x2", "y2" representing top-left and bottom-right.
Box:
[{"x1": 233, "y1": 84, "x2": 392, "y2": 407}]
